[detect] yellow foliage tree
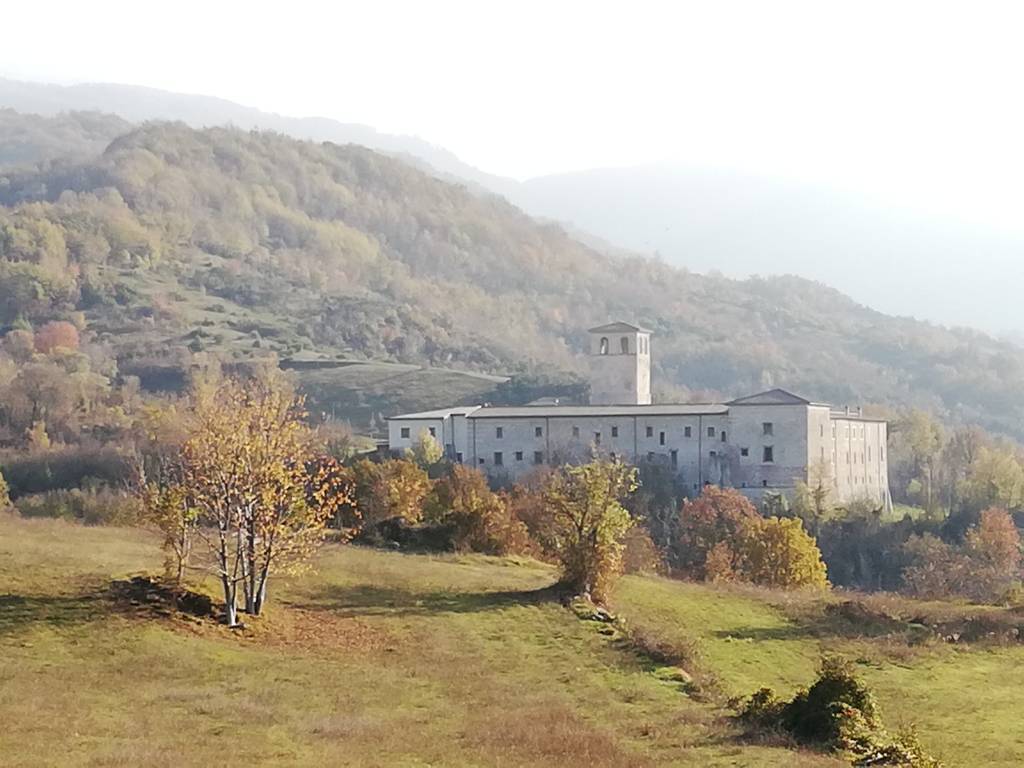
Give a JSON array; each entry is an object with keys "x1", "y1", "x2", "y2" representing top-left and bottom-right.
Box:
[
  {"x1": 351, "y1": 458, "x2": 430, "y2": 526},
  {"x1": 424, "y1": 464, "x2": 529, "y2": 554},
  {"x1": 138, "y1": 377, "x2": 350, "y2": 625},
  {"x1": 407, "y1": 428, "x2": 444, "y2": 468},
  {"x1": 738, "y1": 516, "x2": 829, "y2": 590},
  {"x1": 537, "y1": 459, "x2": 638, "y2": 602}
]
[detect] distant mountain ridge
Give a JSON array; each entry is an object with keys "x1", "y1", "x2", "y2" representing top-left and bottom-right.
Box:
[{"x1": 0, "y1": 77, "x2": 519, "y2": 197}]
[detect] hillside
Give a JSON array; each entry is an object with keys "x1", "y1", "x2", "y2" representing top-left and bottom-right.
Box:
[
  {"x1": 0, "y1": 77, "x2": 518, "y2": 197},
  {"x1": 0, "y1": 108, "x2": 129, "y2": 169},
  {"x1": 2, "y1": 116, "x2": 1024, "y2": 438},
  {"x1": 6, "y1": 514, "x2": 1024, "y2": 766},
  {"x1": 3, "y1": 77, "x2": 1020, "y2": 338}
]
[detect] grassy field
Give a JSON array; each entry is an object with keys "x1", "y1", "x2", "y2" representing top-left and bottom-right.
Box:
[{"x1": 2, "y1": 514, "x2": 1022, "y2": 766}]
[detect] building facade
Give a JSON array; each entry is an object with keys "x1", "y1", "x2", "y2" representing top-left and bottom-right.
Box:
[{"x1": 387, "y1": 323, "x2": 891, "y2": 509}]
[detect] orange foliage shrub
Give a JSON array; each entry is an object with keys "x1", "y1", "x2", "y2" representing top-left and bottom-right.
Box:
[{"x1": 34, "y1": 321, "x2": 79, "y2": 353}]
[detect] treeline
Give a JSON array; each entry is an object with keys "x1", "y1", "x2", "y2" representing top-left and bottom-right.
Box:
[{"x1": 0, "y1": 114, "x2": 1023, "y2": 439}]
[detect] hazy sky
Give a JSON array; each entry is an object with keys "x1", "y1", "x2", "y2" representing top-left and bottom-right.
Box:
[{"x1": 4, "y1": 1, "x2": 1024, "y2": 231}]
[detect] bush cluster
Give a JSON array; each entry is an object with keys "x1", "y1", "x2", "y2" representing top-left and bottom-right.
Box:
[
  {"x1": 734, "y1": 656, "x2": 941, "y2": 767},
  {"x1": 15, "y1": 486, "x2": 140, "y2": 525}
]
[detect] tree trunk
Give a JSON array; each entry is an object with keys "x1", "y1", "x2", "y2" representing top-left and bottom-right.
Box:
[
  {"x1": 253, "y1": 570, "x2": 269, "y2": 616},
  {"x1": 221, "y1": 575, "x2": 239, "y2": 627}
]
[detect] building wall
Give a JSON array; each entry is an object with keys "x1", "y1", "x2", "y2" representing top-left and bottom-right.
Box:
[
  {"x1": 387, "y1": 418, "x2": 445, "y2": 454},
  {"x1": 726, "y1": 404, "x2": 811, "y2": 498},
  {"x1": 829, "y1": 416, "x2": 890, "y2": 507},
  {"x1": 468, "y1": 412, "x2": 730, "y2": 486}
]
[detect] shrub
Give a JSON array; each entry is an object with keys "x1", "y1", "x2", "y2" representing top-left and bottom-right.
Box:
[
  {"x1": 0, "y1": 446, "x2": 131, "y2": 497},
  {"x1": 621, "y1": 526, "x2": 664, "y2": 574},
  {"x1": 535, "y1": 459, "x2": 638, "y2": 602},
  {"x1": 424, "y1": 464, "x2": 530, "y2": 555},
  {"x1": 781, "y1": 656, "x2": 879, "y2": 750},
  {"x1": 903, "y1": 508, "x2": 1021, "y2": 602},
  {"x1": 349, "y1": 457, "x2": 430, "y2": 526},
  {"x1": 15, "y1": 486, "x2": 141, "y2": 525},
  {"x1": 734, "y1": 656, "x2": 942, "y2": 766},
  {"x1": 0, "y1": 469, "x2": 10, "y2": 510}
]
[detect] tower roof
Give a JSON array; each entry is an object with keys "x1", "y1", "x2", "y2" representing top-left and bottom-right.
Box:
[{"x1": 588, "y1": 321, "x2": 652, "y2": 334}]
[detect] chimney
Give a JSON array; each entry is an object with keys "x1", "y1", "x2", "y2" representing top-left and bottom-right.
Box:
[{"x1": 844, "y1": 405, "x2": 850, "y2": 416}]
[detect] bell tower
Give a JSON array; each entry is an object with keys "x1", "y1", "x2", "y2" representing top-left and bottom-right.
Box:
[{"x1": 588, "y1": 322, "x2": 652, "y2": 405}]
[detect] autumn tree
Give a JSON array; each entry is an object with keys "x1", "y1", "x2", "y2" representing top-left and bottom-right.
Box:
[
  {"x1": 673, "y1": 486, "x2": 760, "y2": 580},
  {"x1": 903, "y1": 508, "x2": 1021, "y2": 601},
  {"x1": 407, "y1": 428, "x2": 444, "y2": 469},
  {"x1": 959, "y1": 447, "x2": 1024, "y2": 514},
  {"x1": 350, "y1": 458, "x2": 430, "y2": 527},
  {"x1": 3, "y1": 329, "x2": 35, "y2": 362},
  {"x1": 792, "y1": 460, "x2": 836, "y2": 537},
  {"x1": 737, "y1": 517, "x2": 829, "y2": 589},
  {"x1": 424, "y1": 464, "x2": 528, "y2": 554},
  {"x1": 33, "y1": 320, "x2": 79, "y2": 354},
  {"x1": 536, "y1": 459, "x2": 638, "y2": 602},
  {"x1": 139, "y1": 376, "x2": 346, "y2": 625},
  {"x1": 963, "y1": 507, "x2": 1021, "y2": 600}
]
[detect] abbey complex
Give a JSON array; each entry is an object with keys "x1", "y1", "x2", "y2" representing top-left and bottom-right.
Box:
[{"x1": 388, "y1": 322, "x2": 892, "y2": 510}]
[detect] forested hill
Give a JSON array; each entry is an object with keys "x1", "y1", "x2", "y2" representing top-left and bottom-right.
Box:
[{"x1": 1, "y1": 115, "x2": 1023, "y2": 438}]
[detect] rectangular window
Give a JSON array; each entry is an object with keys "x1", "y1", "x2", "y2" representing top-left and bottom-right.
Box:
[
  {"x1": 763, "y1": 445, "x2": 774, "y2": 463},
  {"x1": 493, "y1": 451, "x2": 503, "y2": 466},
  {"x1": 428, "y1": 426, "x2": 436, "y2": 437},
  {"x1": 456, "y1": 452, "x2": 463, "y2": 463},
  {"x1": 684, "y1": 426, "x2": 692, "y2": 438},
  {"x1": 534, "y1": 451, "x2": 544, "y2": 465},
  {"x1": 659, "y1": 431, "x2": 666, "y2": 445},
  {"x1": 740, "y1": 447, "x2": 749, "y2": 457},
  {"x1": 820, "y1": 424, "x2": 825, "y2": 437},
  {"x1": 496, "y1": 427, "x2": 503, "y2": 439},
  {"x1": 400, "y1": 427, "x2": 410, "y2": 438},
  {"x1": 763, "y1": 422, "x2": 773, "y2": 436},
  {"x1": 670, "y1": 449, "x2": 678, "y2": 468},
  {"x1": 646, "y1": 426, "x2": 654, "y2": 438},
  {"x1": 707, "y1": 426, "x2": 715, "y2": 438},
  {"x1": 721, "y1": 431, "x2": 727, "y2": 443},
  {"x1": 594, "y1": 431, "x2": 601, "y2": 445},
  {"x1": 611, "y1": 426, "x2": 619, "y2": 438},
  {"x1": 647, "y1": 451, "x2": 655, "y2": 462},
  {"x1": 535, "y1": 426, "x2": 543, "y2": 438},
  {"x1": 515, "y1": 451, "x2": 523, "y2": 462},
  {"x1": 572, "y1": 426, "x2": 580, "y2": 438}
]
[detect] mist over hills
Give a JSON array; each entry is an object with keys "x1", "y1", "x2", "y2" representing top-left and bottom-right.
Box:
[
  {"x1": 509, "y1": 165, "x2": 1024, "y2": 334},
  {"x1": 0, "y1": 109, "x2": 1023, "y2": 438}
]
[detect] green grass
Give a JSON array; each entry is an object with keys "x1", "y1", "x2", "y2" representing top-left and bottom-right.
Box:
[
  {"x1": 0, "y1": 514, "x2": 838, "y2": 767},
  {"x1": 613, "y1": 574, "x2": 1024, "y2": 767},
  {"x1": 7, "y1": 515, "x2": 1024, "y2": 766}
]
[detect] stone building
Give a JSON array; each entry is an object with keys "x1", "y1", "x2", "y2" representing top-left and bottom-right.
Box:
[{"x1": 388, "y1": 322, "x2": 891, "y2": 509}]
